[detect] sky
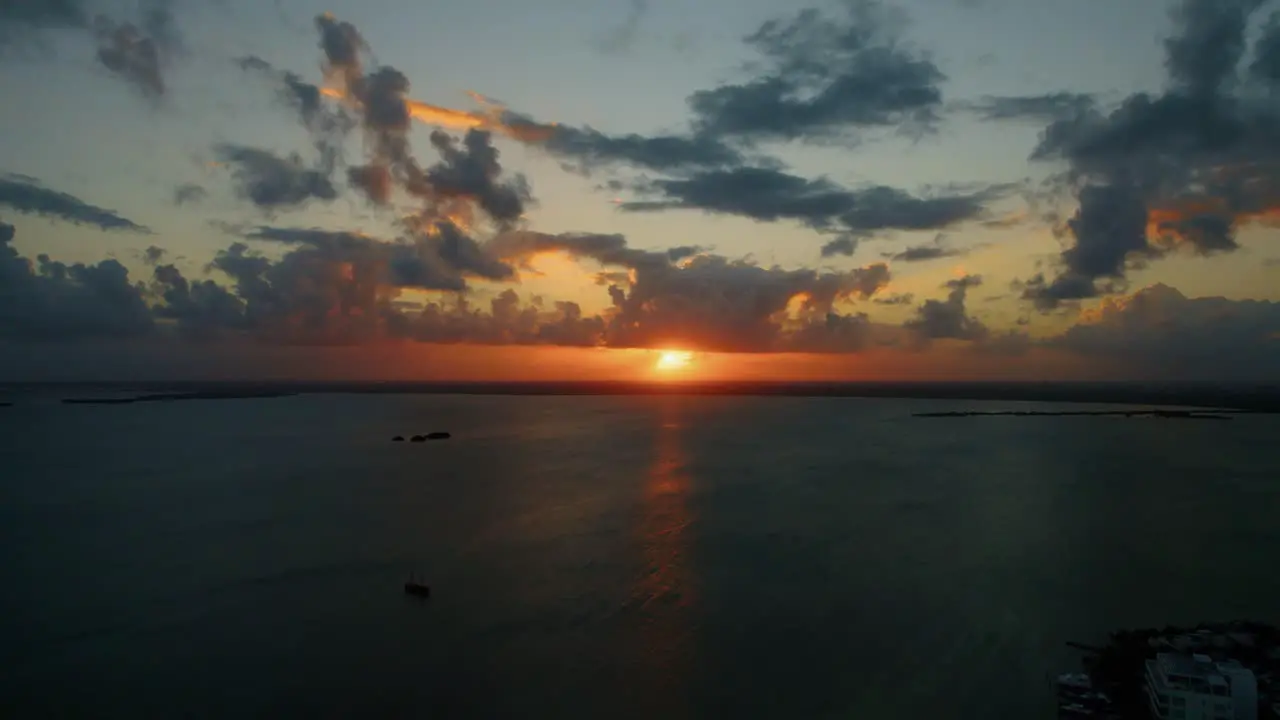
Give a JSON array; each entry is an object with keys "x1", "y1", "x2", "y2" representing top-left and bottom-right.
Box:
[{"x1": 0, "y1": 0, "x2": 1278, "y2": 382}]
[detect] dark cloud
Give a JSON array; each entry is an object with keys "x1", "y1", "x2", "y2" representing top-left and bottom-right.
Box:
[
  {"x1": 142, "y1": 245, "x2": 166, "y2": 265},
  {"x1": 687, "y1": 0, "x2": 944, "y2": 142},
  {"x1": 905, "y1": 275, "x2": 988, "y2": 344},
  {"x1": 151, "y1": 263, "x2": 247, "y2": 338},
  {"x1": 425, "y1": 130, "x2": 530, "y2": 228},
  {"x1": 315, "y1": 12, "x2": 366, "y2": 89},
  {"x1": 92, "y1": 0, "x2": 181, "y2": 98},
  {"x1": 0, "y1": 222, "x2": 153, "y2": 340},
  {"x1": 873, "y1": 293, "x2": 914, "y2": 306},
  {"x1": 961, "y1": 93, "x2": 1095, "y2": 122},
  {"x1": 1250, "y1": 11, "x2": 1280, "y2": 85},
  {"x1": 621, "y1": 167, "x2": 1000, "y2": 237},
  {"x1": 1163, "y1": 0, "x2": 1263, "y2": 97},
  {"x1": 1048, "y1": 283, "x2": 1280, "y2": 382},
  {"x1": 0, "y1": 0, "x2": 87, "y2": 48},
  {"x1": 245, "y1": 222, "x2": 514, "y2": 292},
  {"x1": 544, "y1": 126, "x2": 745, "y2": 173},
  {"x1": 173, "y1": 183, "x2": 206, "y2": 206},
  {"x1": 492, "y1": 230, "x2": 891, "y2": 352},
  {"x1": 214, "y1": 144, "x2": 337, "y2": 212},
  {"x1": 886, "y1": 233, "x2": 967, "y2": 263},
  {"x1": 820, "y1": 236, "x2": 858, "y2": 257},
  {"x1": 594, "y1": 0, "x2": 648, "y2": 54},
  {"x1": 1024, "y1": 0, "x2": 1280, "y2": 308},
  {"x1": 0, "y1": 174, "x2": 148, "y2": 231},
  {"x1": 237, "y1": 55, "x2": 355, "y2": 172}
]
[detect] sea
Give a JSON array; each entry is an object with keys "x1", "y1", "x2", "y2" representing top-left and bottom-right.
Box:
[{"x1": 1, "y1": 392, "x2": 1277, "y2": 718}]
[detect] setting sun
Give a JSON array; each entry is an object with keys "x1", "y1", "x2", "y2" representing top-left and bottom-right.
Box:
[{"x1": 655, "y1": 350, "x2": 694, "y2": 372}]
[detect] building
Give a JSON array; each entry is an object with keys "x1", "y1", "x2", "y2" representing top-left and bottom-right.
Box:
[{"x1": 1145, "y1": 652, "x2": 1258, "y2": 720}]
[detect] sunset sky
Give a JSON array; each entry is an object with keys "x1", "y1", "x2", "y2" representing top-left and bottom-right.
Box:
[{"x1": 1, "y1": 0, "x2": 1278, "y2": 381}]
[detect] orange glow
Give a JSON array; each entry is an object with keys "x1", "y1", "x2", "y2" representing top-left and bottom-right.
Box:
[
  {"x1": 654, "y1": 350, "x2": 694, "y2": 372},
  {"x1": 319, "y1": 87, "x2": 556, "y2": 143}
]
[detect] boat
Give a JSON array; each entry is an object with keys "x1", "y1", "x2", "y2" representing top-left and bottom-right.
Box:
[{"x1": 404, "y1": 573, "x2": 430, "y2": 598}]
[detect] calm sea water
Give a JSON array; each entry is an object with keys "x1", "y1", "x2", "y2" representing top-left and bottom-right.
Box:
[{"x1": 1, "y1": 394, "x2": 1277, "y2": 718}]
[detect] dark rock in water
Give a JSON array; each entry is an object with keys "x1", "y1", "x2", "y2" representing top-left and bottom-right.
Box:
[
  {"x1": 425, "y1": 431, "x2": 451, "y2": 440},
  {"x1": 410, "y1": 435, "x2": 426, "y2": 443},
  {"x1": 392, "y1": 436, "x2": 405, "y2": 442}
]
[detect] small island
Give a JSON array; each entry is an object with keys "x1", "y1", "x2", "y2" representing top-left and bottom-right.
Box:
[
  {"x1": 916, "y1": 409, "x2": 1234, "y2": 420},
  {"x1": 62, "y1": 390, "x2": 296, "y2": 405}
]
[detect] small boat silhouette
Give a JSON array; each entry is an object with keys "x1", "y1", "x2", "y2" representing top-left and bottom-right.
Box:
[{"x1": 404, "y1": 572, "x2": 430, "y2": 598}]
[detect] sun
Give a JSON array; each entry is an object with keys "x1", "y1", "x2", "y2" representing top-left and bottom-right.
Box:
[{"x1": 654, "y1": 350, "x2": 694, "y2": 372}]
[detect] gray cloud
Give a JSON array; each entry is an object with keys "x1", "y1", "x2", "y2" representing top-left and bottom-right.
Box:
[
  {"x1": 594, "y1": 0, "x2": 647, "y2": 54},
  {"x1": 0, "y1": 222, "x2": 153, "y2": 340},
  {"x1": 173, "y1": 183, "x2": 206, "y2": 205},
  {"x1": 961, "y1": 92, "x2": 1096, "y2": 122},
  {"x1": 214, "y1": 144, "x2": 337, "y2": 212},
  {"x1": 904, "y1": 275, "x2": 988, "y2": 343},
  {"x1": 820, "y1": 236, "x2": 858, "y2": 257},
  {"x1": 873, "y1": 293, "x2": 914, "y2": 306},
  {"x1": 621, "y1": 167, "x2": 1001, "y2": 237},
  {"x1": 0, "y1": 0, "x2": 88, "y2": 48},
  {"x1": 544, "y1": 126, "x2": 745, "y2": 173},
  {"x1": 92, "y1": 0, "x2": 181, "y2": 98},
  {"x1": 1048, "y1": 283, "x2": 1280, "y2": 382},
  {"x1": 0, "y1": 174, "x2": 148, "y2": 231},
  {"x1": 886, "y1": 232, "x2": 967, "y2": 262},
  {"x1": 687, "y1": 0, "x2": 944, "y2": 142},
  {"x1": 237, "y1": 55, "x2": 355, "y2": 173},
  {"x1": 1024, "y1": 0, "x2": 1280, "y2": 308},
  {"x1": 425, "y1": 130, "x2": 531, "y2": 228},
  {"x1": 1250, "y1": 10, "x2": 1280, "y2": 85}
]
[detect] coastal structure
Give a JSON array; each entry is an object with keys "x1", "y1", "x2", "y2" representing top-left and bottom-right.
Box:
[
  {"x1": 1145, "y1": 653, "x2": 1258, "y2": 720},
  {"x1": 1055, "y1": 621, "x2": 1278, "y2": 719}
]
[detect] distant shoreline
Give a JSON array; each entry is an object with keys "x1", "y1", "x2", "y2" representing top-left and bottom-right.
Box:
[{"x1": 2, "y1": 380, "x2": 1276, "y2": 412}]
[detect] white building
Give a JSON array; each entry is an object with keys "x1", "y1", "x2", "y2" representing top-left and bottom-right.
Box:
[{"x1": 1144, "y1": 652, "x2": 1258, "y2": 720}]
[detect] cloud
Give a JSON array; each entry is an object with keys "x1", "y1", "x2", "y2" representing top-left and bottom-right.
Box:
[
  {"x1": 904, "y1": 275, "x2": 988, "y2": 343},
  {"x1": 687, "y1": 0, "x2": 944, "y2": 142},
  {"x1": 492, "y1": 230, "x2": 892, "y2": 352},
  {"x1": 0, "y1": 222, "x2": 154, "y2": 340},
  {"x1": 873, "y1": 293, "x2": 914, "y2": 306},
  {"x1": 1048, "y1": 283, "x2": 1280, "y2": 381},
  {"x1": 594, "y1": 0, "x2": 648, "y2": 54},
  {"x1": 1250, "y1": 10, "x2": 1280, "y2": 85},
  {"x1": 621, "y1": 167, "x2": 1002, "y2": 237},
  {"x1": 424, "y1": 129, "x2": 531, "y2": 228},
  {"x1": 0, "y1": 0, "x2": 88, "y2": 48},
  {"x1": 0, "y1": 174, "x2": 148, "y2": 231},
  {"x1": 1025, "y1": 0, "x2": 1280, "y2": 308},
  {"x1": 960, "y1": 93, "x2": 1095, "y2": 122},
  {"x1": 237, "y1": 55, "x2": 355, "y2": 172},
  {"x1": 214, "y1": 144, "x2": 337, "y2": 212},
  {"x1": 142, "y1": 245, "x2": 166, "y2": 265},
  {"x1": 883, "y1": 232, "x2": 966, "y2": 263},
  {"x1": 820, "y1": 236, "x2": 858, "y2": 257},
  {"x1": 173, "y1": 183, "x2": 206, "y2": 206},
  {"x1": 544, "y1": 126, "x2": 745, "y2": 173},
  {"x1": 92, "y1": 0, "x2": 182, "y2": 99},
  {"x1": 293, "y1": 15, "x2": 534, "y2": 233}
]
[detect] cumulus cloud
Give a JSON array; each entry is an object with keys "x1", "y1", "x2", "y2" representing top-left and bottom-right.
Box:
[
  {"x1": 904, "y1": 275, "x2": 988, "y2": 344},
  {"x1": 214, "y1": 144, "x2": 337, "y2": 212},
  {"x1": 1025, "y1": 0, "x2": 1280, "y2": 308},
  {"x1": 1048, "y1": 283, "x2": 1280, "y2": 381},
  {"x1": 92, "y1": 0, "x2": 182, "y2": 99},
  {"x1": 173, "y1": 183, "x2": 206, "y2": 206},
  {"x1": 0, "y1": 174, "x2": 148, "y2": 232},
  {"x1": 688, "y1": 0, "x2": 944, "y2": 142},
  {"x1": 0, "y1": 222, "x2": 153, "y2": 340}
]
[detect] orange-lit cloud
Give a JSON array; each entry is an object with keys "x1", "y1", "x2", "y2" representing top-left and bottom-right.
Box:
[{"x1": 318, "y1": 86, "x2": 556, "y2": 143}]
